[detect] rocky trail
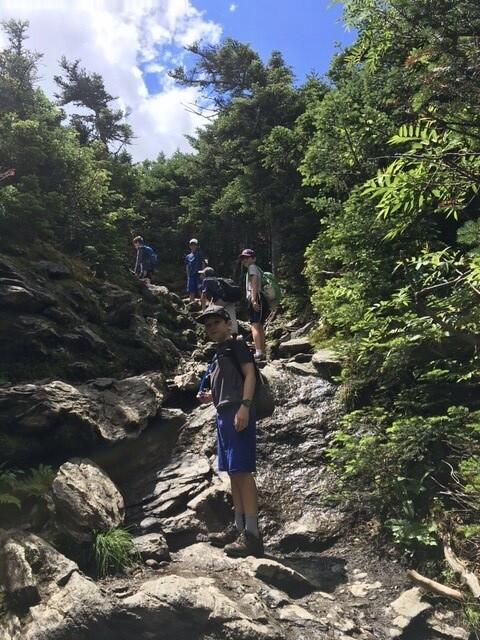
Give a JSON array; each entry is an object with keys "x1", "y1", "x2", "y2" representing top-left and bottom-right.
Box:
[{"x1": 0, "y1": 274, "x2": 471, "y2": 640}]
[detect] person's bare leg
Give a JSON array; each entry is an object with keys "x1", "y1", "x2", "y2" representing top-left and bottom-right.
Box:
[
  {"x1": 230, "y1": 474, "x2": 244, "y2": 514},
  {"x1": 233, "y1": 473, "x2": 259, "y2": 537},
  {"x1": 251, "y1": 322, "x2": 266, "y2": 354},
  {"x1": 234, "y1": 473, "x2": 258, "y2": 513}
]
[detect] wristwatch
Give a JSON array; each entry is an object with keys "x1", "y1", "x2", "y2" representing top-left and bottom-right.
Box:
[{"x1": 241, "y1": 399, "x2": 252, "y2": 408}]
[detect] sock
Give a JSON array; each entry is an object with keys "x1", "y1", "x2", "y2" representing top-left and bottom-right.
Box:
[
  {"x1": 245, "y1": 514, "x2": 259, "y2": 537},
  {"x1": 234, "y1": 511, "x2": 245, "y2": 531},
  {"x1": 254, "y1": 350, "x2": 263, "y2": 358}
]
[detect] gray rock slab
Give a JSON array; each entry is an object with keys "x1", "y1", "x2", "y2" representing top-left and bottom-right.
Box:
[
  {"x1": 311, "y1": 349, "x2": 342, "y2": 379},
  {"x1": 276, "y1": 511, "x2": 347, "y2": 552},
  {"x1": 245, "y1": 557, "x2": 315, "y2": 598},
  {"x1": 387, "y1": 587, "x2": 433, "y2": 636},
  {"x1": 278, "y1": 337, "x2": 313, "y2": 357},
  {"x1": 285, "y1": 361, "x2": 318, "y2": 377}
]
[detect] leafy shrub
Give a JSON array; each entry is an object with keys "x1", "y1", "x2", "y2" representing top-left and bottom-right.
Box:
[
  {"x1": 0, "y1": 464, "x2": 55, "y2": 509},
  {"x1": 93, "y1": 527, "x2": 136, "y2": 577},
  {"x1": 328, "y1": 406, "x2": 479, "y2": 555}
]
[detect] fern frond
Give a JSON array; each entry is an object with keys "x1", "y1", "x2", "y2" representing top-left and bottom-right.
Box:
[{"x1": 0, "y1": 493, "x2": 21, "y2": 508}]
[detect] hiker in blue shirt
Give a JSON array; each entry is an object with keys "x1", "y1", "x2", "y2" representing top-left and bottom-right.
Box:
[
  {"x1": 185, "y1": 238, "x2": 205, "y2": 301},
  {"x1": 133, "y1": 235, "x2": 157, "y2": 285}
]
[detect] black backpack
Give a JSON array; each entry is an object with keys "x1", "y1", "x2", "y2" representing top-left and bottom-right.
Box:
[
  {"x1": 204, "y1": 277, "x2": 242, "y2": 303},
  {"x1": 217, "y1": 277, "x2": 242, "y2": 303}
]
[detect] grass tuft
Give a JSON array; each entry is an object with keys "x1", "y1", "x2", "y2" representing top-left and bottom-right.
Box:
[{"x1": 93, "y1": 527, "x2": 136, "y2": 577}]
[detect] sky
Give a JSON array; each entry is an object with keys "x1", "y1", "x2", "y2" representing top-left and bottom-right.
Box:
[{"x1": 0, "y1": 0, "x2": 355, "y2": 162}]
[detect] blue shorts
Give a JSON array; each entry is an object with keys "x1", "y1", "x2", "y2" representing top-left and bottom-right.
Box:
[
  {"x1": 248, "y1": 295, "x2": 269, "y2": 324},
  {"x1": 187, "y1": 274, "x2": 199, "y2": 294},
  {"x1": 216, "y1": 403, "x2": 256, "y2": 474}
]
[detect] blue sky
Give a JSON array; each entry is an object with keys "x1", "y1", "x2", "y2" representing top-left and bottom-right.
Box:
[
  {"x1": 142, "y1": 1, "x2": 355, "y2": 94},
  {"x1": 0, "y1": 0, "x2": 355, "y2": 161},
  {"x1": 193, "y1": 0, "x2": 355, "y2": 83}
]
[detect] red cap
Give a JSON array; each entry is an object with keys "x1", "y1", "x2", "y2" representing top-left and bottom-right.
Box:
[{"x1": 239, "y1": 248, "x2": 255, "y2": 258}]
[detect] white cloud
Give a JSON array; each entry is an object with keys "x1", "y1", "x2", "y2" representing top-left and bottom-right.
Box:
[
  {"x1": 0, "y1": 0, "x2": 222, "y2": 161},
  {"x1": 229, "y1": 3, "x2": 237, "y2": 12}
]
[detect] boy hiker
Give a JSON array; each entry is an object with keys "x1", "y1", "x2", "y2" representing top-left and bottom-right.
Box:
[
  {"x1": 199, "y1": 266, "x2": 240, "y2": 337},
  {"x1": 240, "y1": 249, "x2": 269, "y2": 361},
  {"x1": 133, "y1": 236, "x2": 157, "y2": 284},
  {"x1": 185, "y1": 238, "x2": 205, "y2": 301},
  {"x1": 196, "y1": 305, "x2": 264, "y2": 558}
]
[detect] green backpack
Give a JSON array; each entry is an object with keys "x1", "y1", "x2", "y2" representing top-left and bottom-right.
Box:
[{"x1": 261, "y1": 271, "x2": 281, "y2": 305}]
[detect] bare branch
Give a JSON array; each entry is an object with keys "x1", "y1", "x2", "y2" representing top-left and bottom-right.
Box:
[{"x1": 407, "y1": 569, "x2": 464, "y2": 602}]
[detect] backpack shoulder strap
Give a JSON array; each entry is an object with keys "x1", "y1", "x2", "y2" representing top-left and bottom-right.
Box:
[{"x1": 225, "y1": 342, "x2": 263, "y2": 385}]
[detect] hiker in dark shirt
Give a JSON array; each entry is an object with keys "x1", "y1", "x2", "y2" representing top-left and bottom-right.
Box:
[
  {"x1": 196, "y1": 305, "x2": 263, "y2": 558},
  {"x1": 199, "y1": 266, "x2": 239, "y2": 337}
]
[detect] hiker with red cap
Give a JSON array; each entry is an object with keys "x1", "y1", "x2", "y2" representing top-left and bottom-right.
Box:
[{"x1": 239, "y1": 249, "x2": 269, "y2": 361}]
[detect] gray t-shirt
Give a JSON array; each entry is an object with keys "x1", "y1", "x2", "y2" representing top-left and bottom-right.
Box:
[
  {"x1": 210, "y1": 338, "x2": 253, "y2": 408},
  {"x1": 246, "y1": 264, "x2": 262, "y2": 301}
]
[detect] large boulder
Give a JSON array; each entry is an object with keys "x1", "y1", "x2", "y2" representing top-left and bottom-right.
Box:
[
  {"x1": 0, "y1": 373, "x2": 166, "y2": 461},
  {"x1": 52, "y1": 459, "x2": 124, "y2": 543},
  {"x1": 122, "y1": 574, "x2": 281, "y2": 640},
  {"x1": 0, "y1": 530, "x2": 112, "y2": 640}
]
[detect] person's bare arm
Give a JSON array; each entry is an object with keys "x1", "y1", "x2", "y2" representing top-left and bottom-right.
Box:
[
  {"x1": 234, "y1": 362, "x2": 256, "y2": 431},
  {"x1": 250, "y1": 272, "x2": 260, "y2": 308}
]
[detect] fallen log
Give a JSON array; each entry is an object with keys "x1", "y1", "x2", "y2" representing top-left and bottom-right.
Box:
[{"x1": 407, "y1": 569, "x2": 464, "y2": 602}]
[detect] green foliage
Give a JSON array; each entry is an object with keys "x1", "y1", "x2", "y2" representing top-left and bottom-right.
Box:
[
  {"x1": 0, "y1": 464, "x2": 55, "y2": 509},
  {"x1": 0, "y1": 465, "x2": 21, "y2": 508},
  {"x1": 93, "y1": 527, "x2": 136, "y2": 577},
  {"x1": 385, "y1": 519, "x2": 437, "y2": 551},
  {"x1": 16, "y1": 464, "x2": 56, "y2": 498},
  {"x1": 464, "y1": 601, "x2": 480, "y2": 639}
]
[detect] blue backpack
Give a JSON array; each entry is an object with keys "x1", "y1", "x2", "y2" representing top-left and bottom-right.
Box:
[{"x1": 143, "y1": 245, "x2": 158, "y2": 267}]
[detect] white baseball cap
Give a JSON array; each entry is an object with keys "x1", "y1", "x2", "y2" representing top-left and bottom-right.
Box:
[{"x1": 189, "y1": 238, "x2": 199, "y2": 244}]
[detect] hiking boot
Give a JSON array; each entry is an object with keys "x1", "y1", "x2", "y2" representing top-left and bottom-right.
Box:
[
  {"x1": 208, "y1": 524, "x2": 240, "y2": 548},
  {"x1": 224, "y1": 530, "x2": 264, "y2": 558}
]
